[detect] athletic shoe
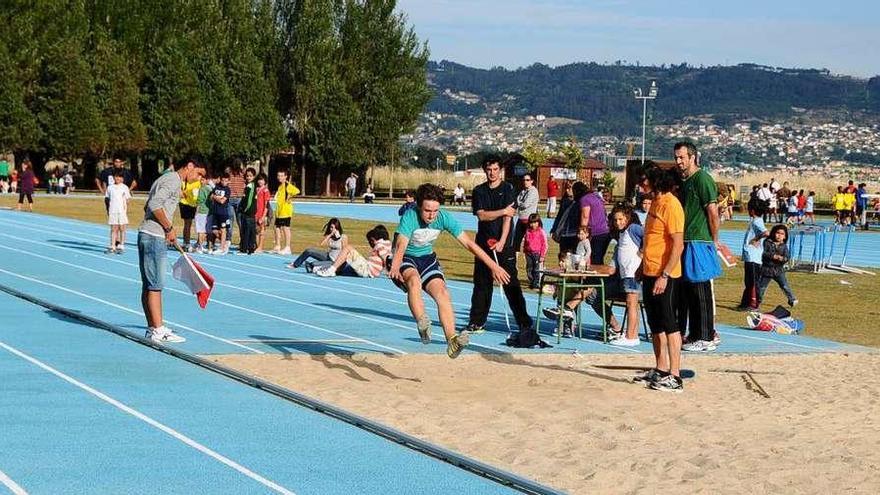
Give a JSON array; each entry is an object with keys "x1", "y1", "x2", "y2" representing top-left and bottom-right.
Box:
[
  {"x1": 542, "y1": 306, "x2": 574, "y2": 322},
  {"x1": 145, "y1": 327, "x2": 186, "y2": 343},
  {"x1": 790, "y1": 299, "x2": 799, "y2": 307},
  {"x1": 279, "y1": 247, "x2": 291, "y2": 255},
  {"x1": 649, "y1": 374, "x2": 683, "y2": 393},
  {"x1": 116, "y1": 248, "x2": 124, "y2": 255},
  {"x1": 608, "y1": 336, "x2": 640, "y2": 347},
  {"x1": 447, "y1": 331, "x2": 469, "y2": 359},
  {"x1": 605, "y1": 326, "x2": 623, "y2": 340},
  {"x1": 712, "y1": 331, "x2": 722, "y2": 347},
  {"x1": 195, "y1": 246, "x2": 205, "y2": 254},
  {"x1": 315, "y1": 267, "x2": 336, "y2": 277},
  {"x1": 235, "y1": 251, "x2": 249, "y2": 256},
  {"x1": 271, "y1": 246, "x2": 281, "y2": 254},
  {"x1": 633, "y1": 368, "x2": 664, "y2": 383},
  {"x1": 462, "y1": 323, "x2": 485, "y2": 334},
  {"x1": 104, "y1": 247, "x2": 116, "y2": 254},
  {"x1": 416, "y1": 315, "x2": 432, "y2": 344},
  {"x1": 561, "y1": 326, "x2": 575, "y2": 338},
  {"x1": 682, "y1": 340, "x2": 717, "y2": 352},
  {"x1": 212, "y1": 248, "x2": 225, "y2": 256},
  {"x1": 304, "y1": 261, "x2": 314, "y2": 273}
]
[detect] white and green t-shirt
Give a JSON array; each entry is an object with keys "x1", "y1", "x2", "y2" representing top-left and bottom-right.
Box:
[{"x1": 396, "y1": 208, "x2": 462, "y2": 257}]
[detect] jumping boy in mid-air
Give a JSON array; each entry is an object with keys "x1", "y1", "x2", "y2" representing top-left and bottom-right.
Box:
[{"x1": 389, "y1": 183, "x2": 510, "y2": 358}]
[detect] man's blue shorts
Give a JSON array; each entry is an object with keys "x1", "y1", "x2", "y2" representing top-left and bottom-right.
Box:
[{"x1": 138, "y1": 232, "x2": 167, "y2": 291}]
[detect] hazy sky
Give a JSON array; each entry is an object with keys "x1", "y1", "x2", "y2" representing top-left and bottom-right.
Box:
[{"x1": 397, "y1": 0, "x2": 880, "y2": 78}]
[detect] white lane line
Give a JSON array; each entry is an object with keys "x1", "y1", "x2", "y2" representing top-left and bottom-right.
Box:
[
  {"x1": 0, "y1": 340, "x2": 296, "y2": 495},
  {"x1": 716, "y1": 330, "x2": 830, "y2": 351},
  {"x1": 0, "y1": 469, "x2": 27, "y2": 495},
  {"x1": 0, "y1": 241, "x2": 404, "y2": 355},
  {"x1": 0, "y1": 266, "x2": 265, "y2": 354}
]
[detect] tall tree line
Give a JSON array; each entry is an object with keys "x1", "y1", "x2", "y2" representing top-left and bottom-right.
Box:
[{"x1": 0, "y1": 0, "x2": 430, "y2": 186}]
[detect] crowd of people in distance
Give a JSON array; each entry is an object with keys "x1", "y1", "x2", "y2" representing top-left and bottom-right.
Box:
[{"x1": 750, "y1": 178, "x2": 875, "y2": 230}]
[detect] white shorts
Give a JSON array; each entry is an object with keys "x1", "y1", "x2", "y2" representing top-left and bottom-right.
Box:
[
  {"x1": 108, "y1": 211, "x2": 128, "y2": 226},
  {"x1": 195, "y1": 213, "x2": 208, "y2": 234},
  {"x1": 547, "y1": 196, "x2": 557, "y2": 214}
]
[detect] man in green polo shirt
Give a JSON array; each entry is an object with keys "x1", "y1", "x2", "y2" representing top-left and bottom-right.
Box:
[
  {"x1": 0, "y1": 157, "x2": 9, "y2": 184},
  {"x1": 675, "y1": 142, "x2": 722, "y2": 352}
]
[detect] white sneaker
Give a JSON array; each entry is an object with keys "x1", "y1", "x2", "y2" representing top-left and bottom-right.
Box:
[
  {"x1": 682, "y1": 340, "x2": 716, "y2": 352},
  {"x1": 211, "y1": 248, "x2": 224, "y2": 256},
  {"x1": 271, "y1": 246, "x2": 280, "y2": 254},
  {"x1": 279, "y1": 247, "x2": 291, "y2": 255},
  {"x1": 315, "y1": 267, "x2": 336, "y2": 277},
  {"x1": 146, "y1": 327, "x2": 186, "y2": 343},
  {"x1": 609, "y1": 336, "x2": 640, "y2": 347}
]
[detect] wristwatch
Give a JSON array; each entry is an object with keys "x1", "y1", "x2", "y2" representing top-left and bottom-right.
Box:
[
  {"x1": 661, "y1": 271, "x2": 670, "y2": 279},
  {"x1": 163, "y1": 224, "x2": 173, "y2": 233}
]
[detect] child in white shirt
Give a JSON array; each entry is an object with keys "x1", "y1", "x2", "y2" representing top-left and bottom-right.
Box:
[{"x1": 106, "y1": 172, "x2": 131, "y2": 254}]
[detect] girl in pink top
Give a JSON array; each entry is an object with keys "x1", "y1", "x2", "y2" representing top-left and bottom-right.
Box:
[
  {"x1": 522, "y1": 213, "x2": 548, "y2": 289},
  {"x1": 254, "y1": 174, "x2": 272, "y2": 253}
]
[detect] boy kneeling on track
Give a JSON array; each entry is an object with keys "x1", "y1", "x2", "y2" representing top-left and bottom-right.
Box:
[{"x1": 389, "y1": 183, "x2": 511, "y2": 358}]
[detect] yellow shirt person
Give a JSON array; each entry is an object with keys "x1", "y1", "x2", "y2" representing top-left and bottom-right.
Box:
[{"x1": 274, "y1": 180, "x2": 300, "y2": 219}]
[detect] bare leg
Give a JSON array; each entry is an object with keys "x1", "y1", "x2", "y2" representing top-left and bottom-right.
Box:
[
  {"x1": 402, "y1": 270, "x2": 427, "y2": 326},
  {"x1": 119, "y1": 224, "x2": 127, "y2": 247},
  {"x1": 624, "y1": 292, "x2": 640, "y2": 340},
  {"x1": 255, "y1": 222, "x2": 264, "y2": 252},
  {"x1": 273, "y1": 226, "x2": 281, "y2": 251},
  {"x1": 424, "y1": 278, "x2": 456, "y2": 341},
  {"x1": 653, "y1": 332, "x2": 669, "y2": 372},
  {"x1": 109, "y1": 225, "x2": 117, "y2": 249},
  {"x1": 283, "y1": 226, "x2": 291, "y2": 251},
  {"x1": 183, "y1": 218, "x2": 193, "y2": 246},
  {"x1": 325, "y1": 245, "x2": 354, "y2": 272},
  {"x1": 667, "y1": 331, "x2": 682, "y2": 377},
  {"x1": 141, "y1": 289, "x2": 163, "y2": 328}
]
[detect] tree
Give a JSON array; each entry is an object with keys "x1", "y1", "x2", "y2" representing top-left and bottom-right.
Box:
[
  {"x1": 140, "y1": 44, "x2": 206, "y2": 159},
  {"x1": 0, "y1": 39, "x2": 40, "y2": 152},
  {"x1": 556, "y1": 137, "x2": 585, "y2": 170},
  {"x1": 520, "y1": 132, "x2": 550, "y2": 167},
  {"x1": 91, "y1": 37, "x2": 147, "y2": 155}
]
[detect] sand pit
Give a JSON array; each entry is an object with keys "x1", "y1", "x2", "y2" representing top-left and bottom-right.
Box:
[{"x1": 210, "y1": 351, "x2": 880, "y2": 494}]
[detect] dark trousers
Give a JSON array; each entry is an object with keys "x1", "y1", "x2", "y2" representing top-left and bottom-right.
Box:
[
  {"x1": 525, "y1": 252, "x2": 542, "y2": 289},
  {"x1": 758, "y1": 272, "x2": 796, "y2": 305},
  {"x1": 469, "y1": 246, "x2": 533, "y2": 331},
  {"x1": 677, "y1": 279, "x2": 716, "y2": 342},
  {"x1": 590, "y1": 233, "x2": 611, "y2": 265},
  {"x1": 740, "y1": 262, "x2": 762, "y2": 309},
  {"x1": 239, "y1": 215, "x2": 256, "y2": 254},
  {"x1": 512, "y1": 219, "x2": 529, "y2": 251},
  {"x1": 292, "y1": 248, "x2": 330, "y2": 267}
]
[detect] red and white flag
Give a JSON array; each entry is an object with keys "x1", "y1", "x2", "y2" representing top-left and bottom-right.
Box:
[{"x1": 172, "y1": 253, "x2": 215, "y2": 309}]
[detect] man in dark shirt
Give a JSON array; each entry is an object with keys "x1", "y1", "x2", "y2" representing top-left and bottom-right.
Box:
[
  {"x1": 464, "y1": 156, "x2": 536, "y2": 344},
  {"x1": 96, "y1": 156, "x2": 137, "y2": 212}
]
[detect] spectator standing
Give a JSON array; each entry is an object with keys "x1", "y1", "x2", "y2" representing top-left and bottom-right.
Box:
[
  {"x1": 832, "y1": 186, "x2": 846, "y2": 224},
  {"x1": 522, "y1": 213, "x2": 547, "y2": 290},
  {"x1": 546, "y1": 176, "x2": 559, "y2": 218},
  {"x1": 805, "y1": 191, "x2": 816, "y2": 225},
  {"x1": 513, "y1": 173, "x2": 539, "y2": 250},
  {"x1": 210, "y1": 175, "x2": 232, "y2": 255},
  {"x1": 237, "y1": 168, "x2": 258, "y2": 255},
  {"x1": 857, "y1": 183, "x2": 869, "y2": 230},
  {"x1": 759, "y1": 225, "x2": 797, "y2": 307},
  {"x1": 272, "y1": 169, "x2": 300, "y2": 255},
  {"x1": 463, "y1": 156, "x2": 534, "y2": 338},
  {"x1": 345, "y1": 172, "x2": 358, "y2": 203},
  {"x1": 636, "y1": 164, "x2": 685, "y2": 393},
  {"x1": 757, "y1": 183, "x2": 772, "y2": 222},
  {"x1": 9, "y1": 167, "x2": 18, "y2": 193},
  {"x1": 105, "y1": 172, "x2": 132, "y2": 254},
  {"x1": 675, "y1": 142, "x2": 722, "y2": 352},
  {"x1": 578, "y1": 183, "x2": 611, "y2": 265},
  {"x1": 738, "y1": 200, "x2": 768, "y2": 310},
  {"x1": 179, "y1": 172, "x2": 201, "y2": 251},
  {"x1": 96, "y1": 157, "x2": 137, "y2": 213},
  {"x1": 138, "y1": 160, "x2": 205, "y2": 343},
  {"x1": 776, "y1": 181, "x2": 791, "y2": 223},
  {"x1": 16, "y1": 159, "x2": 35, "y2": 212},
  {"x1": 0, "y1": 157, "x2": 9, "y2": 185},
  {"x1": 194, "y1": 174, "x2": 213, "y2": 253},
  {"x1": 254, "y1": 174, "x2": 271, "y2": 253},
  {"x1": 226, "y1": 164, "x2": 246, "y2": 251}
]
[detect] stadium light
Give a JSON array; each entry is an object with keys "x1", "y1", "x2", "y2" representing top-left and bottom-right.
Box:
[{"x1": 634, "y1": 81, "x2": 659, "y2": 165}]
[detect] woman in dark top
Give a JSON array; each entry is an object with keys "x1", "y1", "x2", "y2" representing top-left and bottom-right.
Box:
[
  {"x1": 758, "y1": 224, "x2": 797, "y2": 307},
  {"x1": 17, "y1": 159, "x2": 35, "y2": 212}
]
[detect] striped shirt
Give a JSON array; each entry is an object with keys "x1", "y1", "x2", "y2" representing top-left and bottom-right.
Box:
[{"x1": 368, "y1": 239, "x2": 392, "y2": 277}]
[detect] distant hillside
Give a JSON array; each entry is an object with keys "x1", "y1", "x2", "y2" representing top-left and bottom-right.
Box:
[{"x1": 426, "y1": 61, "x2": 880, "y2": 136}]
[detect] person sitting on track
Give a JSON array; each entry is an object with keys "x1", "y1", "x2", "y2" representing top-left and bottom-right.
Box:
[
  {"x1": 287, "y1": 218, "x2": 348, "y2": 272},
  {"x1": 388, "y1": 183, "x2": 510, "y2": 358},
  {"x1": 314, "y1": 225, "x2": 393, "y2": 278}
]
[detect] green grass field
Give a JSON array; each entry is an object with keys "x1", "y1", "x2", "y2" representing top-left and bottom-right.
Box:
[{"x1": 3, "y1": 193, "x2": 877, "y2": 347}]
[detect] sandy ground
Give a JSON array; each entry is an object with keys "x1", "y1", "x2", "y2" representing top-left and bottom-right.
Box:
[{"x1": 210, "y1": 351, "x2": 880, "y2": 494}]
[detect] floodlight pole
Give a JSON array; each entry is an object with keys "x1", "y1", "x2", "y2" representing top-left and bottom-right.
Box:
[{"x1": 634, "y1": 81, "x2": 658, "y2": 166}]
